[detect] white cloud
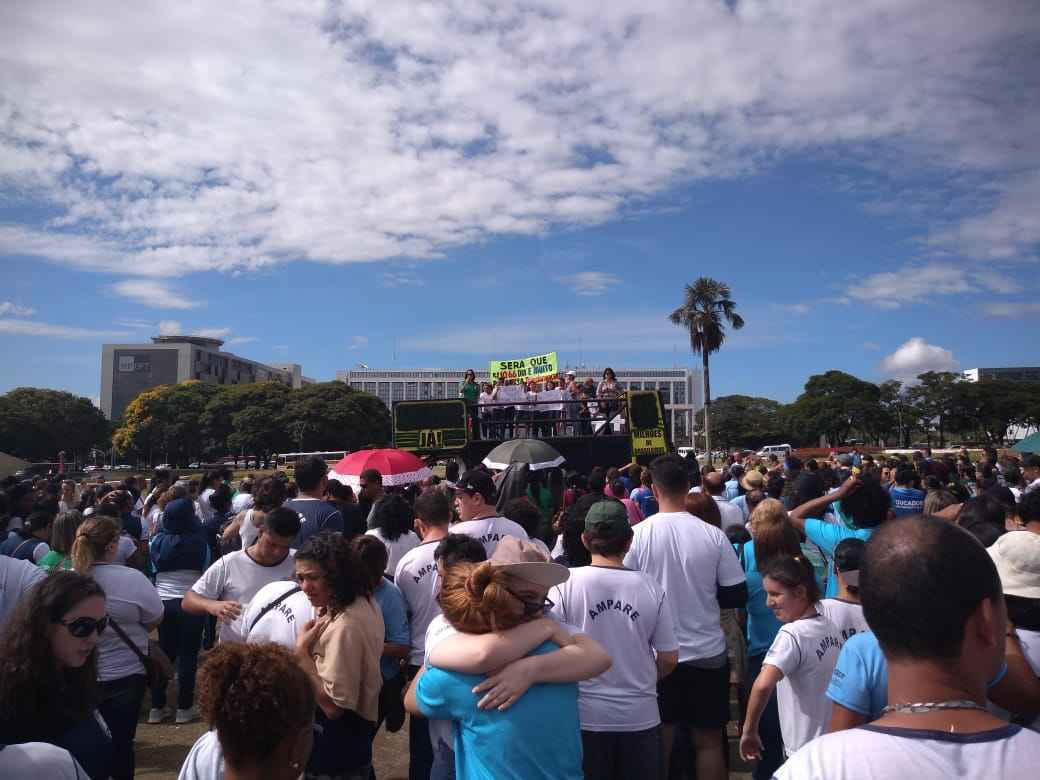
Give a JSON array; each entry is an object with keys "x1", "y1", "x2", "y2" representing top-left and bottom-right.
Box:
[
  {"x1": 981, "y1": 302, "x2": 1040, "y2": 319},
  {"x1": 402, "y1": 306, "x2": 790, "y2": 355},
  {"x1": 158, "y1": 320, "x2": 182, "y2": 335},
  {"x1": 0, "y1": 1, "x2": 1036, "y2": 282},
  {"x1": 0, "y1": 318, "x2": 131, "y2": 340},
  {"x1": 382, "y1": 272, "x2": 424, "y2": 288},
  {"x1": 193, "y1": 327, "x2": 232, "y2": 339},
  {"x1": 111, "y1": 280, "x2": 200, "y2": 310},
  {"x1": 349, "y1": 336, "x2": 369, "y2": 351},
  {"x1": 847, "y1": 264, "x2": 1021, "y2": 308},
  {"x1": 555, "y1": 272, "x2": 621, "y2": 297},
  {"x1": 863, "y1": 341, "x2": 881, "y2": 351},
  {"x1": 879, "y1": 337, "x2": 958, "y2": 380},
  {"x1": 0, "y1": 301, "x2": 35, "y2": 317},
  {"x1": 226, "y1": 336, "x2": 258, "y2": 346},
  {"x1": 781, "y1": 303, "x2": 810, "y2": 315}
]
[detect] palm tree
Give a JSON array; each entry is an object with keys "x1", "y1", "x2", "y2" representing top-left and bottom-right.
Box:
[{"x1": 668, "y1": 278, "x2": 744, "y2": 465}]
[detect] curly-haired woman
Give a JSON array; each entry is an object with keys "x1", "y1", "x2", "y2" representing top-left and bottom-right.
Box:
[
  {"x1": 293, "y1": 532, "x2": 385, "y2": 780},
  {"x1": 0, "y1": 571, "x2": 114, "y2": 779},
  {"x1": 72, "y1": 516, "x2": 163, "y2": 779},
  {"x1": 179, "y1": 642, "x2": 315, "y2": 780}
]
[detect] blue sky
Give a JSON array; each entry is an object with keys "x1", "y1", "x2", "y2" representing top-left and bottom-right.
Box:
[{"x1": 1, "y1": 0, "x2": 1037, "y2": 405}]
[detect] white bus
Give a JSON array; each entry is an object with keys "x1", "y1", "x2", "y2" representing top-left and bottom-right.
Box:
[{"x1": 275, "y1": 451, "x2": 348, "y2": 468}]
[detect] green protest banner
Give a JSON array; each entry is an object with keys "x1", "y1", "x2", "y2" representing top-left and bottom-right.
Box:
[{"x1": 488, "y1": 351, "x2": 559, "y2": 383}]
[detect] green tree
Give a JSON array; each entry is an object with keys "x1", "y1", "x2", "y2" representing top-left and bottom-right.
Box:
[
  {"x1": 784, "y1": 371, "x2": 881, "y2": 446},
  {"x1": 695, "y1": 395, "x2": 787, "y2": 450},
  {"x1": 112, "y1": 381, "x2": 221, "y2": 465},
  {"x1": 200, "y1": 382, "x2": 293, "y2": 465},
  {"x1": 906, "y1": 371, "x2": 959, "y2": 447},
  {"x1": 668, "y1": 277, "x2": 744, "y2": 463},
  {"x1": 0, "y1": 388, "x2": 110, "y2": 462},
  {"x1": 283, "y1": 382, "x2": 391, "y2": 452},
  {"x1": 878, "y1": 380, "x2": 919, "y2": 448},
  {"x1": 948, "y1": 380, "x2": 1034, "y2": 445}
]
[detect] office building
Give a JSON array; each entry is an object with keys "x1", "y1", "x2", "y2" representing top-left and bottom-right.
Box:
[
  {"x1": 962, "y1": 367, "x2": 1040, "y2": 383},
  {"x1": 336, "y1": 366, "x2": 703, "y2": 444},
  {"x1": 100, "y1": 335, "x2": 313, "y2": 420}
]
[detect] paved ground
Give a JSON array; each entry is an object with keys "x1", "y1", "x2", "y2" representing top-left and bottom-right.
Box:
[{"x1": 135, "y1": 715, "x2": 749, "y2": 779}]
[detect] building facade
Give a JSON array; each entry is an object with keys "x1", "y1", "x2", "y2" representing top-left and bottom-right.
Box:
[
  {"x1": 962, "y1": 366, "x2": 1040, "y2": 383},
  {"x1": 336, "y1": 366, "x2": 703, "y2": 444},
  {"x1": 100, "y1": 335, "x2": 312, "y2": 420}
]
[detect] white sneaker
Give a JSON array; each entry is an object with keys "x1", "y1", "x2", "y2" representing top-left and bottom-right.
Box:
[
  {"x1": 175, "y1": 706, "x2": 200, "y2": 724},
  {"x1": 147, "y1": 707, "x2": 173, "y2": 724}
]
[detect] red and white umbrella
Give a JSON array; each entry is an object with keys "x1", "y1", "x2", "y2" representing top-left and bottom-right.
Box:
[{"x1": 328, "y1": 449, "x2": 432, "y2": 489}]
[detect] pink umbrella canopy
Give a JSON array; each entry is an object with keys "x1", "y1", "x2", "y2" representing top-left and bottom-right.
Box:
[{"x1": 328, "y1": 449, "x2": 433, "y2": 488}]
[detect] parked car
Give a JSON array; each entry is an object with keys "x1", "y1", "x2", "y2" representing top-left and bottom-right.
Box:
[
  {"x1": 188, "y1": 462, "x2": 200, "y2": 469},
  {"x1": 756, "y1": 444, "x2": 793, "y2": 459},
  {"x1": 114, "y1": 464, "x2": 133, "y2": 470},
  {"x1": 156, "y1": 463, "x2": 173, "y2": 469}
]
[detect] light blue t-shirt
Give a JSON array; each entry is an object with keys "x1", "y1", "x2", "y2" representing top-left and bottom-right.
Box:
[
  {"x1": 826, "y1": 631, "x2": 888, "y2": 719},
  {"x1": 827, "y1": 631, "x2": 1008, "y2": 721},
  {"x1": 417, "y1": 641, "x2": 583, "y2": 780},
  {"x1": 889, "y1": 487, "x2": 925, "y2": 517},
  {"x1": 724, "y1": 480, "x2": 740, "y2": 501},
  {"x1": 804, "y1": 519, "x2": 874, "y2": 598},
  {"x1": 372, "y1": 579, "x2": 410, "y2": 680},
  {"x1": 739, "y1": 542, "x2": 783, "y2": 657}
]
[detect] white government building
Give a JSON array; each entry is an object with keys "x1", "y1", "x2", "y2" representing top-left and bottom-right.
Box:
[{"x1": 337, "y1": 366, "x2": 703, "y2": 444}]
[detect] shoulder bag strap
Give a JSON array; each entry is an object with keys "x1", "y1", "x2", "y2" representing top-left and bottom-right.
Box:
[
  {"x1": 248, "y1": 586, "x2": 303, "y2": 633},
  {"x1": 11, "y1": 538, "x2": 36, "y2": 559},
  {"x1": 107, "y1": 616, "x2": 150, "y2": 667}
]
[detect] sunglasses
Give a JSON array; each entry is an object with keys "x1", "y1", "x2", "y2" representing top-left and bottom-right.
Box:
[
  {"x1": 510, "y1": 593, "x2": 554, "y2": 616},
  {"x1": 59, "y1": 615, "x2": 109, "y2": 638}
]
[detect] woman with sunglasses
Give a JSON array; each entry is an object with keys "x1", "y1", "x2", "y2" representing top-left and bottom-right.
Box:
[
  {"x1": 0, "y1": 571, "x2": 114, "y2": 779},
  {"x1": 72, "y1": 516, "x2": 163, "y2": 780}
]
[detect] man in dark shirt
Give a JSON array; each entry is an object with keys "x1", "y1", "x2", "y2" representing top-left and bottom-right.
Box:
[{"x1": 284, "y1": 456, "x2": 344, "y2": 547}]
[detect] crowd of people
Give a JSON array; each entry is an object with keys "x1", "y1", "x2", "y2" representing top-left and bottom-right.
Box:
[
  {"x1": 460, "y1": 367, "x2": 627, "y2": 440},
  {"x1": 1, "y1": 444, "x2": 1039, "y2": 779}
]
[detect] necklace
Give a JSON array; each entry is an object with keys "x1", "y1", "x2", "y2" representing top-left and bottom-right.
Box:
[{"x1": 881, "y1": 699, "x2": 987, "y2": 715}]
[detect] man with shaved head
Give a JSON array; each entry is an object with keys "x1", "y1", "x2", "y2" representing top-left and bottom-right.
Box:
[
  {"x1": 777, "y1": 516, "x2": 1040, "y2": 778},
  {"x1": 702, "y1": 471, "x2": 743, "y2": 533}
]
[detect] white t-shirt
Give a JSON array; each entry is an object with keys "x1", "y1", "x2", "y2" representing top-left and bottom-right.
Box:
[
  {"x1": 190, "y1": 547, "x2": 297, "y2": 643},
  {"x1": 231, "y1": 492, "x2": 255, "y2": 514},
  {"x1": 478, "y1": 392, "x2": 494, "y2": 415},
  {"x1": 712, "y1": 495, "x2": 745, "y2": 533},
  {"x1": 394, "y1": 539, "x2": 444, "y2": 666},
  {"x1": 114, "y1": 534, "x2": 138, "y2": 564},
  {"x1": 775, "y1": 722, "x2": 1040, "y2": 780},
  {"x1": 142, "y1": 505, "x2": 162, "y2": 540},
  {"x1": 243, "y1": 580, "x2": 314, "y2": 648},
  {"x1": 178, "y1": 729, "x2": 223, "y2": 780},
  {"x1": 817, "y1": 598, "x2": 870, "y2": 643},
  {"x1": 0, "y1": 742, "x2": 87, "y2": 779},
  {"x1": 764, "y1": 614, "x2": 843, "y2": 755},
  {"x1": 1016, "y1": 628, "x2": 1040, "y2": 731},
  {"x1": 156, "y1": 570, "x2": 202, "y2": 600},
  {"x1": 451, "y1": 516, "x2": 529, "y2": 558},
  {"x1": 90, "y1": 562, "x2": 164, "y2": 681},
  {"x1": 549, "y1": 565, "x2": 678, "y2": 731},
  {"x1": 424, "y1": 614, "x2": 460, "y2": 751},
  {"x1": 198, "y1": 487, "x2": 216, "y2": 522},
  {"x1": 0, "y1": 555, "x2": 46, "y2": 628},
  {"x1": 366, "y1": 528, "x2": 422, "y2": 575},
  {"x1": 623, "y1": 511, "x2": 745, "y2": 661},
  {"x1": 239, "y1": 509, "x2": 262, "y2": 550}
]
